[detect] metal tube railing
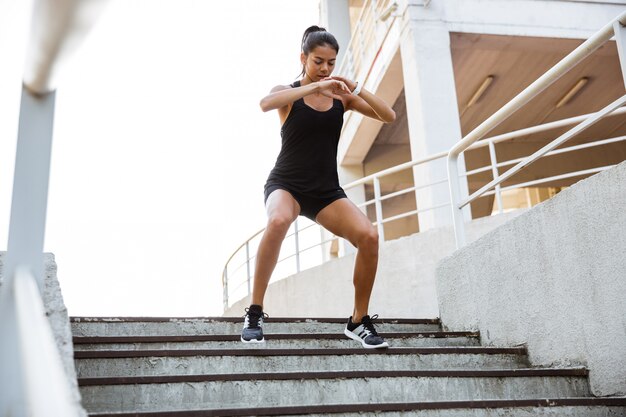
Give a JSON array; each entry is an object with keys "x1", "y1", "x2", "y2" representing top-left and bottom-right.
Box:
[
  {"x1": 448, "y1": 11, "x2": 626, "y2": 247},
  {"x1": 223, "y1": 110, "x2": 626, "y2": 309},
  {"x1": 460, "y1": 94, "x2": 626, "y2": 209}
]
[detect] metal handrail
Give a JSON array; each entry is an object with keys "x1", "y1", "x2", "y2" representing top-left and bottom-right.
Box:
[
  {"x1": 222, "y1": 108, "x2": 626, "y2": 309},
  {"x1": 2, "y1": 0, "x2": 108, "y2": 413},
  {"x1": 447, "y1": 11, "x2": 626, "y2": 248}
]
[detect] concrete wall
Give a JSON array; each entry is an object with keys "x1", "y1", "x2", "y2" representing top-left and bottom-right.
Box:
[
  {"x1": 436, "y1": 161, "x2": 626, "y2": 397},
  {"x1": 0, "y1": 252, "x2": 86, "y2": 416},
  {"x1": 225, "y1": 210, "x2": 524, "y2": 318}
]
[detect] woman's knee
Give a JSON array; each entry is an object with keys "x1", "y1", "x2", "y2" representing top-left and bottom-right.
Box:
[
  {"x1": 356, "y1": 226, "x2": 379, "y2": 252},
  {"x1": 266, "y1": 214, "x2": 293, "y2": 236}
]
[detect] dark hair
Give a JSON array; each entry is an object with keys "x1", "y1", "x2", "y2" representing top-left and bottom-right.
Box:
[{"x1": 299, "y1": 25, "x2": 340, "y2": 77}]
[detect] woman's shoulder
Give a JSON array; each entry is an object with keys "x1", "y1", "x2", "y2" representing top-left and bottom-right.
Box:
[
  {"x1": 270, "y1": 80, "x2": 300, "y2": 94},
  {"x1": 269, "y1": 84, "x2": 291, "y2": 93}
]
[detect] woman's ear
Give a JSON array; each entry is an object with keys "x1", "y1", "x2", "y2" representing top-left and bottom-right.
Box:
[{"x1": 300, "y1": 52, "x2": 306, "y2": 66}]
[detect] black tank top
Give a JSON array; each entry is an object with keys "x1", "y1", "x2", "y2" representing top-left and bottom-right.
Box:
[{"x1": 266, "y1": 80, "x2": 345, "y2": 195}]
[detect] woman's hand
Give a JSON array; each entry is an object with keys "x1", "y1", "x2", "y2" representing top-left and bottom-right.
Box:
[
  {"x1": 327, "y1": 75, "x2": 357, "y2": 93},
  {"x1": 323, "y1": 76, "x2": 396, "y2": 123},
  {"x1": 317, "y1": 78, "x2": 351, "y2": 98}
]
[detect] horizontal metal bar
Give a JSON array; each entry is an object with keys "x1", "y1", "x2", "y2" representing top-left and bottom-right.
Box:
[
  {"x1": 463, "y1": 135, "x2": 626, "y2": 178},
  {"x1": 276, "y1": 252, "x2": 298, "y2": 264},
  {"x1": 379, "y1": 186, "x2": 416, "y2": 201},
  {"x1": 222, "y1": 227, "x2": 264, "y2": 273},
  {"x1": 230, "y1": 279, "x2": 250, "y2": 296},
  {"x1": 499, "y1": 166, "x2": 613, "y2": 193},
  {"x1": 417, "y1": 202, "x2": 452, "y2": 214},
  {"x1": 346, "y1": 107, "x2": 626, "y2": 191},
  {"x1": 463, "y1": 165, "x2": 494, "y2": 177},
  {"x1": 494, "y1": 136, "x2": 626, "y2": 172},
  {"x1": 344, "y1": 151, "x2": 448, "y2": 190},
  {"x1": 483, "y1": 106, "x2": 626, "y2": 146},
  {"x1": 228, "y1": 260, "x2": 249, "y2": 278},
  {"x1": 358, "y1": 181, "x2": 449, "y2": 210},
  {"x1": 286, "y1": 221, "x2": 318, "y2": 237},
  {"x1": 298, "y1": 237, "x2": 339, "y2": 255},
  {"x1": 449, "y1": 11, "x2": 626, "y2": 160},
  {"x1": 380, "y1": 209, "x2": 419, "y2": 225},
  {"x1": 460, "y1": 94, "x2": 626, "y2": 208},
  {"x1": 379, "y1": 178, "x2": 449, "y2": 202},
  {"x1": 356, "y1": 199, "x2": 376, "y2": 209},
  {"x1": 376, "y1": 202, "x2": 452, "y2": 226}
]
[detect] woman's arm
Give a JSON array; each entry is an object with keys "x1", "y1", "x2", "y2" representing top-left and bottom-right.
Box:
[
  {"x1": 329, "y1": 75, "x2": 396, "y2": 123},
  {"x1": 259, "y1": 79, "x2": 350, "y2": 113}
]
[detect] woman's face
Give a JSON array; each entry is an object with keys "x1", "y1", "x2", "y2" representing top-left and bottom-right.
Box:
[{"x1": 301, "y1": 44, "x2": 337, "y2": 82}]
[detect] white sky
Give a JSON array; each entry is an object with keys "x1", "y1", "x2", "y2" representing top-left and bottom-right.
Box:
[{"x1": 0, "y1": 0, "x2": 321, "y2": 316}]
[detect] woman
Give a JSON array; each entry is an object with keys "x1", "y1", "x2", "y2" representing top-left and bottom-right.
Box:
[{"x1": 241, "y1": 25, "x2": 395, "y2": 348}]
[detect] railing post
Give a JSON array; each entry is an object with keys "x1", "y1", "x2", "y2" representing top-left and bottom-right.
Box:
[
  {"x1": 613, "y1": 21, "x2": 626, "y2": 89},
  {"x1": 488, "y1": 140, "x2": 504, "y2": 214},
  {"x1": 245, "y1": 241, "x2": 251, "y2": 296},
  {"x1": 223, "y1": 266, "x2": 229, "y2": 311},
  {"x1": 447, "y1": 154, "x2": 466, "y2": 248},
  {"x1": 373, "y1": 177, "x2": 385, "y2": 243},
  {"x1": 294, "y1": 219, "x2": 301, "y2": 273},
  {"x1": 4, "y1": 87, "x2": 56, "y2": 291}
]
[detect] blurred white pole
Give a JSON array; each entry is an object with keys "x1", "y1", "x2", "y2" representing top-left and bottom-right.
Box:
[
  {"x1": 23, "y1": 0, "x2": 109, "y2": 94},
  {"x1": 5, "y1": 88, "x2": 56, "y2": 291}
]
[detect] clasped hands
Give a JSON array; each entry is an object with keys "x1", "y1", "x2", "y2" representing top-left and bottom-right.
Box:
[{"x1": 317, "y1": 76, "x2": 357, "y2": 98}]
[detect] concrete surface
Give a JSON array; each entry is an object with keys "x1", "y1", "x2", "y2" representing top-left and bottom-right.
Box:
[
  {"x1": 79, "y1": 375, "x2": 590, "y2": 412},
  {"x1": 436, "y1": 161, "x2": 626, "y2": 397},
  {"x1": 225, "y1": 210, "x2": 525, "y2": 318},
  {"x1": 0, "y1": 252, "x2": 86, "y2": 417},
  {"x1": 286, "y1": 408, "x2": 626, "y2": 417},
  {"x1": 75, "y1": 352, "x2": 527, "y2": 378},
  {"x1": 70, "y1": 318, "x2": 439, "y2": 336},
  {"x1": 72, "y1": 335, "x2": 481, "y2": 350}
]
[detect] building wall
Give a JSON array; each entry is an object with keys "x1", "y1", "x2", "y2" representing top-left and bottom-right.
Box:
[
  {"x1": 224, "y1": 209, "x2": 524, "y2": 318},
  {"x1": 436, "y1": 161, "x2": 626, "y2": 397}
]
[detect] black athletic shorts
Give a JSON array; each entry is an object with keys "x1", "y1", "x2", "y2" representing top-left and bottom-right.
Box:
[{"x1": 264, "y1": 183, "x2": 347, "y2": 221}]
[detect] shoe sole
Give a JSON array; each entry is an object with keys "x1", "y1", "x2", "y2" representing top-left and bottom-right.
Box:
[
  {"x1": 240, "y1": 336, "x2": 265, "y2": 343},
  {"x1": 343, "y1": 328, "x2": 389, "y2": 349}
]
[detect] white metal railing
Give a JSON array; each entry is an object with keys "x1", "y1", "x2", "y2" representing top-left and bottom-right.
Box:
[
  {"x1": 221, "y1": 105, "x2": 626, "y2": 310},
  {"x1": 0, "y1": 0, "x2": 107, "y2": 415},
  {"x1": 337, "y1": 0, "x2": 395, "y2": 82},
  {"x1": 448, "y1": 11, "x2": 626, "y2": 248}
]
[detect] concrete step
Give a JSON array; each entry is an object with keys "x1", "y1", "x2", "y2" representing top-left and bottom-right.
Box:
[
  {"x1": 72, "y1": 331, "x2": 480, "y2": 350},
  {"x1": 86, "y1": 397, "x2": 626, "y2": 417},
  {"x1": 78, "y1": 368, "x2": 591, "y2": 413},
  {"x1": 74, "y1": 346, "x2": 528, "y2": 377},
  {"x1": 70, "y1": 317, "x2": 440, "y2": 336}
]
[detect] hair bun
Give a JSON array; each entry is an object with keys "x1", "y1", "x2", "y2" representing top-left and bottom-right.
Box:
[{"x1": 302, "y1": 25, "x2": 327, "y2": 47}]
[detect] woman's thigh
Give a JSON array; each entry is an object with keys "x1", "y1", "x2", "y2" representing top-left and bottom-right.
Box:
[
  {"x1": 315, "y1": 198, "x2": 374, "y2": 246},
  {"x1": 265, "y1": 189, "x2": 301, "y2": 223}
]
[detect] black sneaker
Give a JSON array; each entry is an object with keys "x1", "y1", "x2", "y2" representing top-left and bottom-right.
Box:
[
  {"x1": 241, "y1": 304, "x2": 268, "y2": 343},
  {"x1": 344, "y1": 314, "x2": 389, "y2": 349}
]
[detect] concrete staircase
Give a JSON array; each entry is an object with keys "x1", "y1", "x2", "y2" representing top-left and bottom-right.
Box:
[{"x1": 70, "y1": 316, "x2": 626, "y2": 416}]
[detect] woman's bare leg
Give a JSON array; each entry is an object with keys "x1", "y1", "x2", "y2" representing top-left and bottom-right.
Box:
[
  {"x1": 250, "y1": 190, "x2": 300, "y2": 307},
  {"x1": 315, "y1": 198, "x2": 379, "y2": 322}
]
